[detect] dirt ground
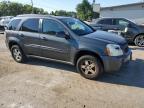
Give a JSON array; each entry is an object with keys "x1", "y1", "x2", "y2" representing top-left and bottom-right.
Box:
[{"x1": 0, "y1": 34, "x2": 144, "y2": 108}]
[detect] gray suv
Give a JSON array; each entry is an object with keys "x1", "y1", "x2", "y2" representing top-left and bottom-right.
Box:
[
  {"x1": 5, "y1": 14, "x2": 132, "y2": 80},
  {"x1": 90, "y1": 18, "x2": 144, "y2": 47}
]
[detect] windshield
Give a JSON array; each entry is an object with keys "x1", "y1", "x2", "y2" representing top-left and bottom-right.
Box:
[{"x1": 60, "y1": 18, "x2": 95, "y2": 36}]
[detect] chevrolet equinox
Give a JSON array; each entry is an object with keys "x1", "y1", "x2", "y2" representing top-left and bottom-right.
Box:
[{"x1": 5, "y1": 14, "x2": 132, "y2": 79}]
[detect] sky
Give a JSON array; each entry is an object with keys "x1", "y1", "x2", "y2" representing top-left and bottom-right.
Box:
[{"x1": 7, "y1": 0, "x2": 143, "y2": 12}]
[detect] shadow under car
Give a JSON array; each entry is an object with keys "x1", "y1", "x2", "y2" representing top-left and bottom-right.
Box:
[{"x1": 25, "y1": 57, "x2": 144, "y2": 88}]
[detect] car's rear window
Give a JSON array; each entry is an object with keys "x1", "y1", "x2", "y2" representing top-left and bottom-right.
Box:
[{"x1": 8, "y1": 19, "x2": 21, "y2": 30}]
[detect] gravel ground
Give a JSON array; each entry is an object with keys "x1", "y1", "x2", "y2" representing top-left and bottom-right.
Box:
[{"x1": 0, "y1": 34, "x2": 144, "y2": 108}]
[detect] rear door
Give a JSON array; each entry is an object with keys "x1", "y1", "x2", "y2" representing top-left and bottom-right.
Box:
[
  {"x1": 18, "y1": 18, "x2": 41, "y2": 56},
  {"x1": 39, "y1": 19, "x2": 71, "y2": 61},
  {"x1": 97, "y1": 19, "x2": 115, "y2": 31}
]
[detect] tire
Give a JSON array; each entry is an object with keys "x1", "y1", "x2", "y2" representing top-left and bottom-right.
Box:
[
  {"x1": 134, "y1": 35, "x2": 144, "y2": 47},
  {"x1": 76, "y1": 55, "x2": 103, "y2": 80},
  {"x1": 11, "y1": 45, "x2": 27, "y2": 63}
]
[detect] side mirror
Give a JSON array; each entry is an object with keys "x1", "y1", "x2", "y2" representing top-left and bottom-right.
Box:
[
  {"x1": 127, "y1": 23, "x2": 132, "y2": 28},
  {"x1": 56, "y1": 31, "x2": 70, "y2": 39},
  {"x1": 4, "y1": 26, "x2": 8, "y2": 30}
]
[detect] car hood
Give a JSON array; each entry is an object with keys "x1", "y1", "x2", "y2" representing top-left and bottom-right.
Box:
[{"x1": 82, "y1": 30, "x2": 127, "y2": 45}]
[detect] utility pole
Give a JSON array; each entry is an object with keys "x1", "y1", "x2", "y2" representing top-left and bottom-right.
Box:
[
  {"x1": 92, "y1": 0, "x2": 100, "y2": 19},
  {"x1": 93, "y1": 0, "x2": 95, "y2": 4},
  {"x1": 30, "y1": 0, "x2": 34, "y2": 13}
]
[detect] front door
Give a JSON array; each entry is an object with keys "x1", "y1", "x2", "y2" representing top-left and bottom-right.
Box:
[
  {"x1": 40, "y1": 19, "x2": 71, "y2": 62},
  {"x1": 114, "y1": 19, "x2": 134, "y2": 40}
]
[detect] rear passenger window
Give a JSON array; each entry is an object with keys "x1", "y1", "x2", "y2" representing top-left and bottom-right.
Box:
[
  {"x1": 8, "y1": 19, "x2": 21, "y2": 30},
  {"x1": 21, "y1": 19, "x2": 39, "y2": 33},
  {"x1": 98, "y1": 19, "x2": 113, "y2": 25}
]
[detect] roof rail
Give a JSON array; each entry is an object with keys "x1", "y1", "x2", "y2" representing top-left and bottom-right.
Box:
[{"x1": 16, "y1": 14, "x2": 54, "y2": 17}]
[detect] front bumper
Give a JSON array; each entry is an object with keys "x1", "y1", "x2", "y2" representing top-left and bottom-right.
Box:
[{"x1": 101, "y1": 49, "x2": 132, "y2": 72}]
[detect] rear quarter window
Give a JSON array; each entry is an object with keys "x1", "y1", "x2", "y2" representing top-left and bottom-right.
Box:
[{"x1": 8, "y1": 19, "x2": 21, "y2": 30}]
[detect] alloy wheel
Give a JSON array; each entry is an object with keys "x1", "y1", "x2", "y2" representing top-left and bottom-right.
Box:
[
  {"x1": 135, "y1": 35, "x2": 144, "y2": 47},
  {"x1": 80, "y1": 60, "x2": 97, "y2": 75},
  {"x1": 12, "y1": 48, "x2": 22, "y2": 62}
]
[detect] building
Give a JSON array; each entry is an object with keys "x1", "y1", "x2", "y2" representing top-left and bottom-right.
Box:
[{"x1": 100, "y1": 2, "x2": 144, "y2": 24}]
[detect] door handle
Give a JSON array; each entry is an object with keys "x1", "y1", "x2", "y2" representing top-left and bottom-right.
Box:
[
  {"x1": 41, "y1": 37, "x2": 48, "y2": 41},
  {"x1": 19, "y1": 34, "x2": 24, "y2": 38}
]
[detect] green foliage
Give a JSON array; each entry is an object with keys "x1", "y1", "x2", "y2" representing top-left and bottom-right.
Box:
[
  {"x1": 50, "y1": 10, "x2": 76, "y2": 17},
  {"x1": 76, "y1": 0, "x2": 93, "y2": 21},
  {"x1": 0, "y1": 1, "x2": 48, "y2": 16},
  {"x1": 0, "y1": 0, "x2": 97, "y2": 19}
]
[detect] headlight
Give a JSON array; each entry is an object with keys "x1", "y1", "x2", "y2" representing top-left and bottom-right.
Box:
[{"x1": 106, "y1": 44, "x2": 123, "y2": 56}]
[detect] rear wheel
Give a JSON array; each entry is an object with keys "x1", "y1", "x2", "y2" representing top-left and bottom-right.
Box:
[
  {"x1": 76, "y1": 55, "x2": 102, "y2": 80},
  {"x1": 11, "y1": 45, "x2": 27, "y2": 63},
  {"x1": 134, "y1": 35, "x2": 144, "y2": 47}
]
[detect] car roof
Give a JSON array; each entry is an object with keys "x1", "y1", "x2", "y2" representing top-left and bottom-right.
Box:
[
  {"x1": 98, "y1": 17, "x2": 126, "y2": 20},
  {"x1": 95, "y1": 17, "x2": 129, "y2": 23}
]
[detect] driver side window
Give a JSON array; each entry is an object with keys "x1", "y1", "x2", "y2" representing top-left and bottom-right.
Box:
[
  {"x1": 42, "y1": 19, "x2": 65, "y2": 36},
  {"x1": 116, "y1": 19, "x2": 130, "y2": 27}
]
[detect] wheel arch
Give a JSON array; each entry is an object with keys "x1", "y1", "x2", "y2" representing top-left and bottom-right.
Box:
[
  {"x1": 8, "y1": 41, "x2": 20, "y2": 50},
  {"x1": 74, "y1": 50, "x2": 104, "y2": 68},
  {"x1": 8, "y1": 40, "x2": 25, "y2": 54},
  {"x1": 134, "y1": 33, "x2": 144, "y2": 41}
]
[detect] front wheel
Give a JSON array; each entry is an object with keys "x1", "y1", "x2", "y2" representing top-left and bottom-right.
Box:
[
  {"x1": 134, "y1": 35, "x2": 144, "y2": 47},
  {"x1": 76, "y1": 55, "x2": 102, "y2": 80}
]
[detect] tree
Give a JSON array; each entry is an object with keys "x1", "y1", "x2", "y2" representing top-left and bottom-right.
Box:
[
  {"x1": 8, "y1": 2, "x2": 24, "y2": 16},
  {"x1": 76, "y1": 0, "x2": 93, "y2": 21},
  {"x1": 50, "y1": 11, "x2": 55, "y2": 15},
  {"x1": 50, "y1": 10, "x2": 76, "y2": 17},
  {"x1": 0, "y1": 1, "x2": 48, "y2": 16},
  {"x1": 23, "y1": 4, "x2": 33, "y2": 14},
  {"x1": 55, "y1": 10, "x2": 67, "y2": 16}
]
